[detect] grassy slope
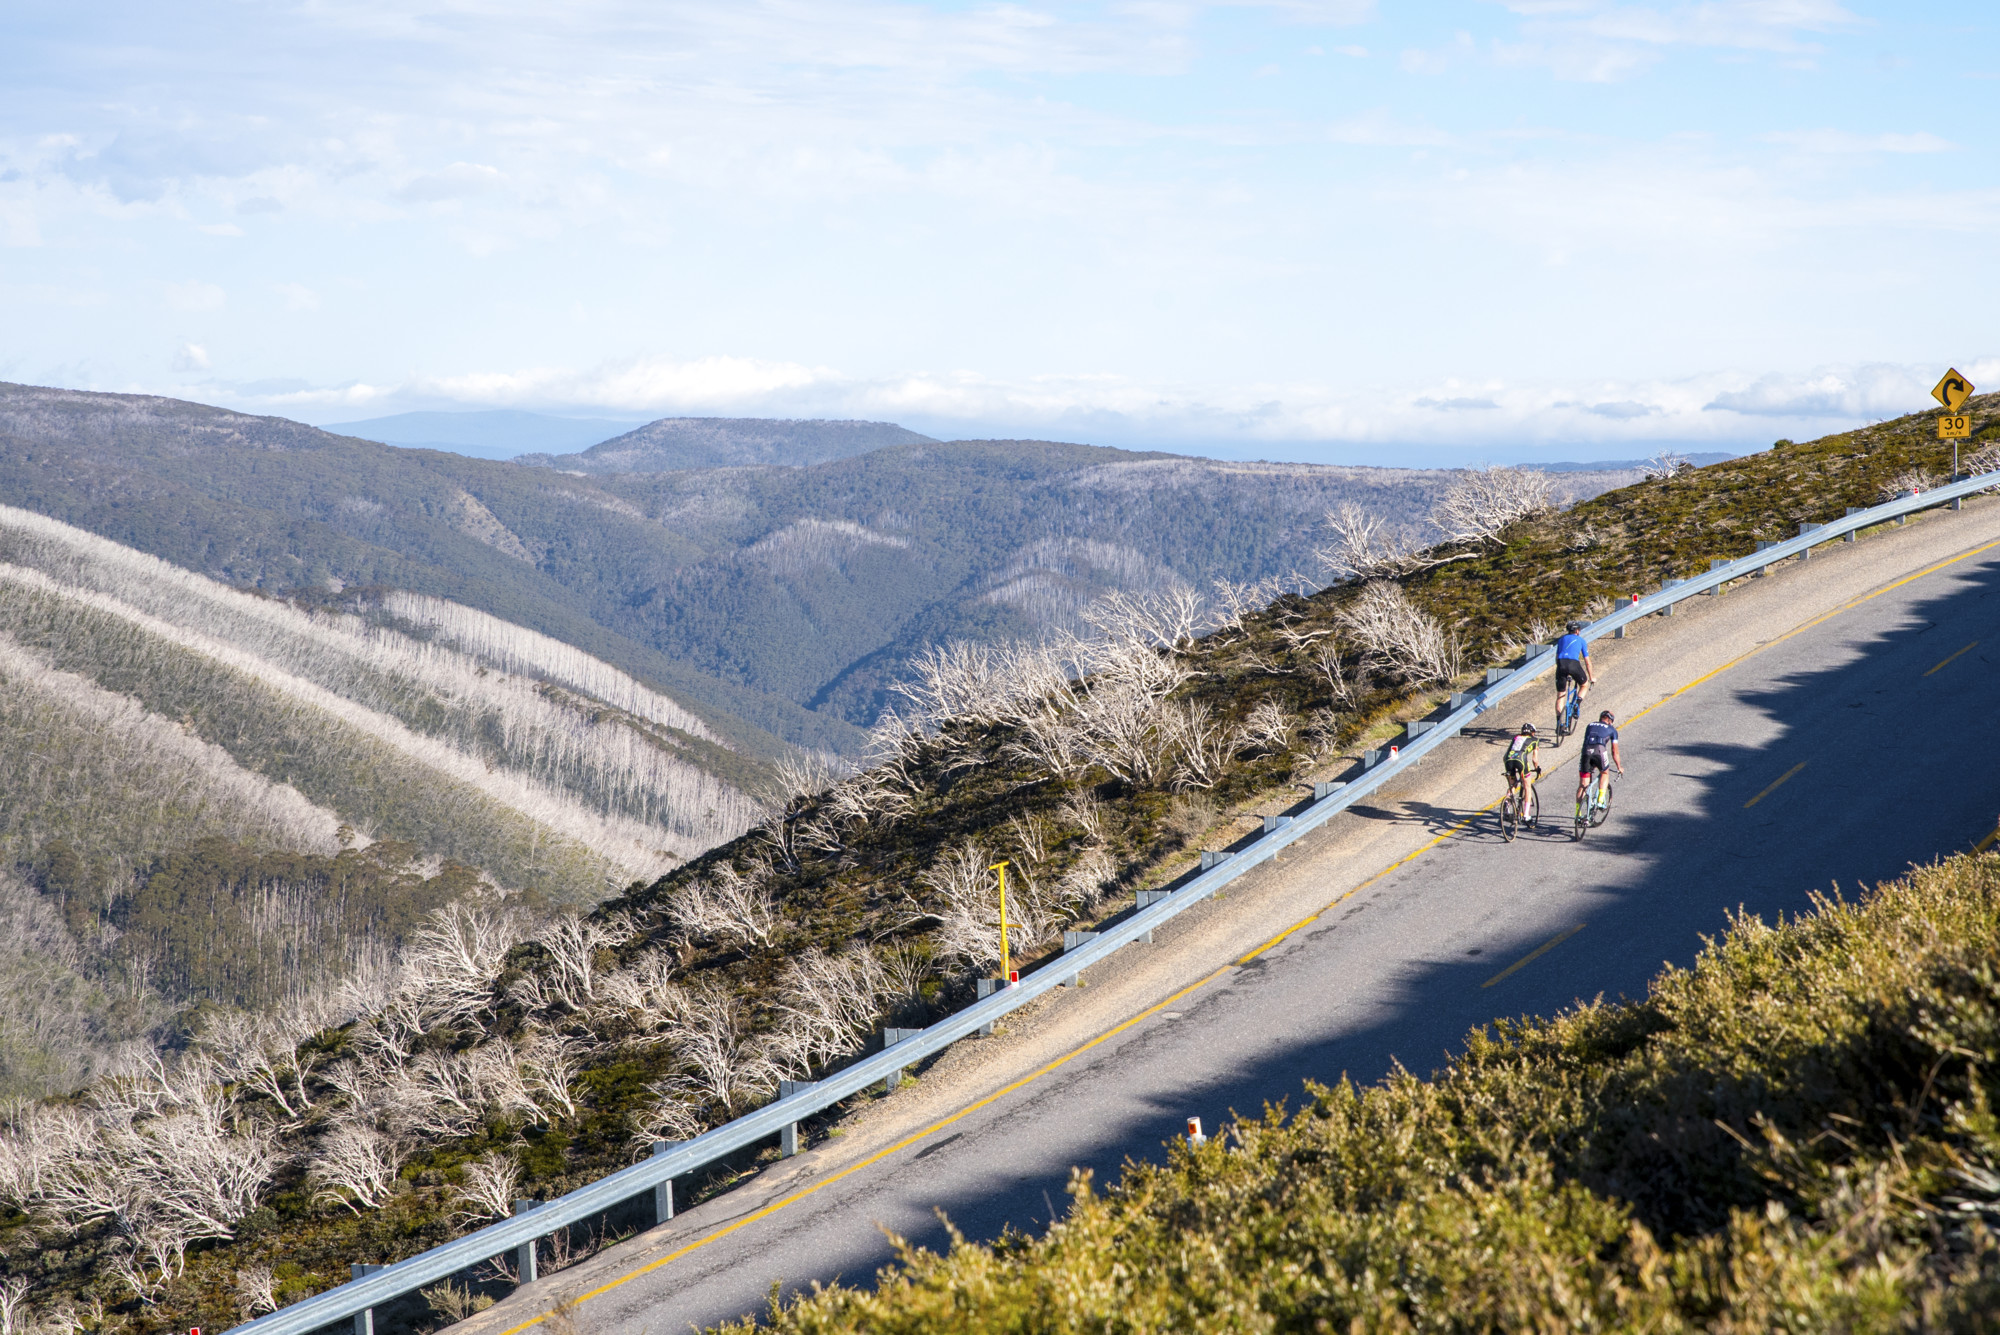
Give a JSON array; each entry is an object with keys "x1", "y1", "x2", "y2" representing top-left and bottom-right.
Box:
[{"x1": 736, "y1": 853, "x2": 2000, "y2": 1333}]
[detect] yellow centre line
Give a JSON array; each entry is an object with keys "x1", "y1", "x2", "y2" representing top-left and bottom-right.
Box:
[
  {"x1": 1925, "y1": 640, "x2": 1979, "y2": 676},
  {"x1": 1976, "y1": 826, "x2": 2000, "y2": 854},
  {"x1": 1481, "y1": 923, "x2": 1587, "y2": 989},
  {"x1": 502, "y1": 529, "x2": 2000, "y2": 1333},
  {"x1": 1743, "y1": 761, "x2": 1808, "y2": 809}
]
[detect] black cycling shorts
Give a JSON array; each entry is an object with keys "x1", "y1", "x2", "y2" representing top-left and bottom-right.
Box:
[
  {"x1": 1504, "y1": 756, "x2": 1533, "y2": 778},
  {"x1": 1555, "y1": 659, "x2": 1588, "y2": 691},
  {"x1": 1579, "y1": 744, "x2": 1609, "y2": 775}
]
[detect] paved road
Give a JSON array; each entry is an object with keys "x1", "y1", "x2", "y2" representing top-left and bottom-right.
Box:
[{"x1": 527, "y1": 534, "x2": 2000, "y2": 1334}]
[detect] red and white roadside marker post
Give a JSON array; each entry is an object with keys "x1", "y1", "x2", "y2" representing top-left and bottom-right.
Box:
[{"x1": 1185, "y1": 1117, "x2": 1207, "y2": 1146}]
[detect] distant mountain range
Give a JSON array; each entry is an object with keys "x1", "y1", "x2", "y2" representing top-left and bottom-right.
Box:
[
  {"x1": 0, "y1": 382, "x2": 1655, "y2": 741},
  {"x1": 518, "y1": 416, "x2": 939, "y2": 472},
  {"x1": 320, "y1": 409, "x2": 651, "y2": 459}
]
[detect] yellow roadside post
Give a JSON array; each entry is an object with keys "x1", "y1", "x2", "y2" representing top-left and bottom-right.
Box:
[{"x1": 989, "y1": 860, "x2": 1013, "y2": 986}]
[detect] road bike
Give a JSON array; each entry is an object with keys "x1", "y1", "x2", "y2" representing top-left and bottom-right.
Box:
[
  {"x1": 1556, "y1": 679, "x2": 1582, "y2": 741},
  {"x1": 1500, "y1": 773, "x2": 1540, "y2": 842},
  {"x1": 1573, "y1": 769, "x2": 1614, "y2": 840}
]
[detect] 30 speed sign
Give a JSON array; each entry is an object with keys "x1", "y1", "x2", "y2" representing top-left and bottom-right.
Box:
[{"x1": 1939, "y1": 414, "x2": 1973, "y2": 440}]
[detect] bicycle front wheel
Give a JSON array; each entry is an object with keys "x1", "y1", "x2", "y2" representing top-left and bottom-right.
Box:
[{"x1": 1524, "y1": 784, "x2": 1540, "y2": 829}]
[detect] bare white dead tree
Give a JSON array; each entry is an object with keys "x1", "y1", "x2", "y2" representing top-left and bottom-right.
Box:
[
  {"x1": 532, "y1": 910, "x2": 634, "y2": 1010},
  {"x1": 1433, "y1": 466, "x2": 1557, "y2": 546},
  {"x1": 0, "y1": 1276, "x2": 31, "y2": 1335},
  {"x1": 1209, "y1": 575, "x2": 1283, "y2": 637},
  {"x1": 1314, "y1": 502, "x2": 1430, "y2": 581},
  {"x1": 196, "y1": 1009, "x2": 323, "y2": 1121},
  {"x1": 400, "y1": 900, "x2": 527, "y2": 1028},
  {"x1": 652, "y1": 978, "x2": 777, "y2": 1116},
  {"x1": 1164, "y1": 700, "x2": 1231, "y2": 792},
  {"x1": 774, "y1": 749, "x2": 852, "y2": 806},
  {"x1": 1235, "y1": 698, "x2": 1295, "y2": 756},
  {"x1": 1310, "y1": 641, "x2": 1356, "y2": 706},
  {"x1": 666, "y1": 861, "x2": 781, "y2": 951},
  {"x1": 921, "y1": 841, "x2": 1063, "y2": 971},
  {"x1": 769, "y1": 947, "x2": 887, "y2": 1074},
  {"x1": 309, "y1": 1122, "x2": 404, "y2": 1214},
  {"x1": 520, "y1": 1034, "x2": 590, "y2": 1122},
  {"x1": 1082, "y1": 585, "x2": 1203, "y2": 655},
  {"x1": 1076, "y1": 683, "x2": 1175, "y2": 786},
  {"x1": 1641, "y1": 451, "x2": 1691, "y2": 481},
  {"x1": 1879, "y1": 466, "x2": 1941, "y2": 500},
  {"x1": 231, "y1": 1264, "x2": 279, "y2": 1318},
  {"x1": 1335, "y1": 582, "x2": 1462, "y2": 687},
  {"x1": 452, "y1": 1151, "x2": 522, "y2": 1223}
]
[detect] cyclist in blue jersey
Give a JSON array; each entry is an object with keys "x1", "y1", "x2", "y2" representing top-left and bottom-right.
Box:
[
  {"x1": 1576, "y1": 709, "x2": 1624, "y2": 806},
  {"x1": 1554, "y1": 620, "x2": 1594, "y2": 708}
]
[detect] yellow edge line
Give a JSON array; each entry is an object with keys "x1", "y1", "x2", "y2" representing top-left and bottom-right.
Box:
[
  {"x1": 1481, "y1": 923, "x2": 1587, "y2": 989},
  {"x1": 494, "y1": 962, "x2": 1238, "y2": 1334},
  {"x1": 499, "y1": 528, "x2": 2000, "y2": 1332},
  {"x1": 1925, "y1": 640, "x2": 1978, "y2": 676},
  {"x1": 1743, "y1": 761, "x2": 1808, "y2": 810},
  {"x1": 1975, "y1": 826, "x2": 2000, "y2": 854},
  {"x1": 1623, "y1": 534, "x2": 2000, "y2": 729}
]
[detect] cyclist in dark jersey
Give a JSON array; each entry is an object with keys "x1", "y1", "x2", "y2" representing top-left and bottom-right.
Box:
[
  {"x1": 1554, "y1": 620, "x2": 1594, "y2": 707},
  {"x1": 1576, "y1": 709, "x2": 1624, "y2": 805}
]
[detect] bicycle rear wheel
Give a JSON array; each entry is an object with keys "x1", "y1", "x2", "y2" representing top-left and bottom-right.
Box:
[
  {"x1": 1590, "y1": 778, "x2": 1614, "y2": 828},
  {"x1": 1572, "y1": 781, "x2": 1590, "y2": 841},
  {"x1": 1501, "y1": 793, "x2": 1518, "y2": 842}
]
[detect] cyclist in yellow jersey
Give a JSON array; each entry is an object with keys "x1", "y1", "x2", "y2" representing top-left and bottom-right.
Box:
[{"x1": 1502, "y1": 722, "x2": 1542, "y2": 815}]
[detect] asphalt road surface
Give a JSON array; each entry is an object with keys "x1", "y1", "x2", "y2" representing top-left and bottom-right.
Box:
[{"x1": 482, "y1": 523, "x2": 2000, "y2": 1335}]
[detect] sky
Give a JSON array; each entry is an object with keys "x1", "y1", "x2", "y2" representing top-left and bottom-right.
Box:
[{"x1": 2, "y1": 0, "x2": 1995, "y2": 464}]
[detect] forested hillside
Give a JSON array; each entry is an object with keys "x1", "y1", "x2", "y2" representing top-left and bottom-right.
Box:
[
  {"x1": 0, "y1": 382, "x2": 1645, "y2": 737},
  {"x1": 1, "y1": 401, "x2": 1984, "y2": 1335},
  {"x1": 0, "y1": 506, "x2": 764, "y2": 1099}
]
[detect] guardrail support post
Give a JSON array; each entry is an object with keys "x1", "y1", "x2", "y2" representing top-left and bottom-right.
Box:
[
  {"x1": 1262, "y1": 814, "x2": 1293, "y2": 834},
  {"x1": 1134, "y1": 890, "x2": 1171, "y2": 943},
  {"x1": 1200, "y1": 849, "x2": 1225, "y2": 870},
  {"x1": 1798, "y1": 522, "x2": 1823, "y2": 559},
  {"x1": 1061, "y1": 931, "x2": 1100, "y2": 987},
  {"x1": 976, "y1": 978, "x2": 1002, "y2": 1034},
  {"x1": 1485, "y1": 667, "x2": 1510, "y2": 686},
  {"x1": 1754, "y1": 540, "x2": 1780, "y2": 575},
  {"x1": 650, "y1": 1141, "x2": 678, "y2": 1221},
  {"x1": 1843, "y1": 507, "x2": 1863, "y2": 540},
  {"x1": 511, "y1": 1201, "x2": 538, "y2": 1285},
  {"x1": 883, "y1": 1028, "x2": 922, "y2": 1090},
  {"x1": 775, "y1": 1081, "x2": 816, "y2": 1156},
  {"x1": 1707, "y1": 558, "x2": 1729, "y2": 592},
  {"x1": 349, "y1": 1265, "x2": 383, "y2": 1335},
  {"x1": 1313, "y1": 780, "x2": 1345, "y2": 800}
]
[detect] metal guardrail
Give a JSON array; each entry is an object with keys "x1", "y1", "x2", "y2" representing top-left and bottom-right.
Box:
[{"x1": 230, "y1": 469, "x2": 1998, "y2": 1335}]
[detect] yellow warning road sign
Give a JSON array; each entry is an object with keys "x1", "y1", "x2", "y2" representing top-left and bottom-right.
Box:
[
  {"x1": 1933, "y1": 368, "x2": 1974, "y2": 412},
  {"x1": 1940, "y1": 414, "x2": 1973, "y2": 440}
]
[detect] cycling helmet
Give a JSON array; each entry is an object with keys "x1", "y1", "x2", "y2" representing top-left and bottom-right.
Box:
[
  {"x1": 1520, "y1": 722, "x2": 1537, "y2": 735},
  {"x1": 1566, "y1": 620, "x2": 1584, "y2": 633},
  {"x1": 1599, "y1": 710, "x2": 1615, "y2": 723}
]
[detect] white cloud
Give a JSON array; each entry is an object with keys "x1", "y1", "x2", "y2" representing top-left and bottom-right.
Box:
[
  {"x1": 173, "y1": 342, "x2": 211, "y2": 371},
  {"x1": 164, "y1": 280, "x2": 227, "y2": 311},
  {"x1": 223, "y1": 353, "x2": 2000, "y2": 455},
  {"x1": 275, "y1": 283, "x2": 320, "y2": 311}
]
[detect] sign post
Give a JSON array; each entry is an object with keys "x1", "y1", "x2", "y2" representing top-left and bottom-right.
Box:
[
  {"x1": 1934, "y1": 368, "x2": 1976, "y2": 479},
  {"x1": 988, "y1": 860, "x2": 1011, "y2": 986}
]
